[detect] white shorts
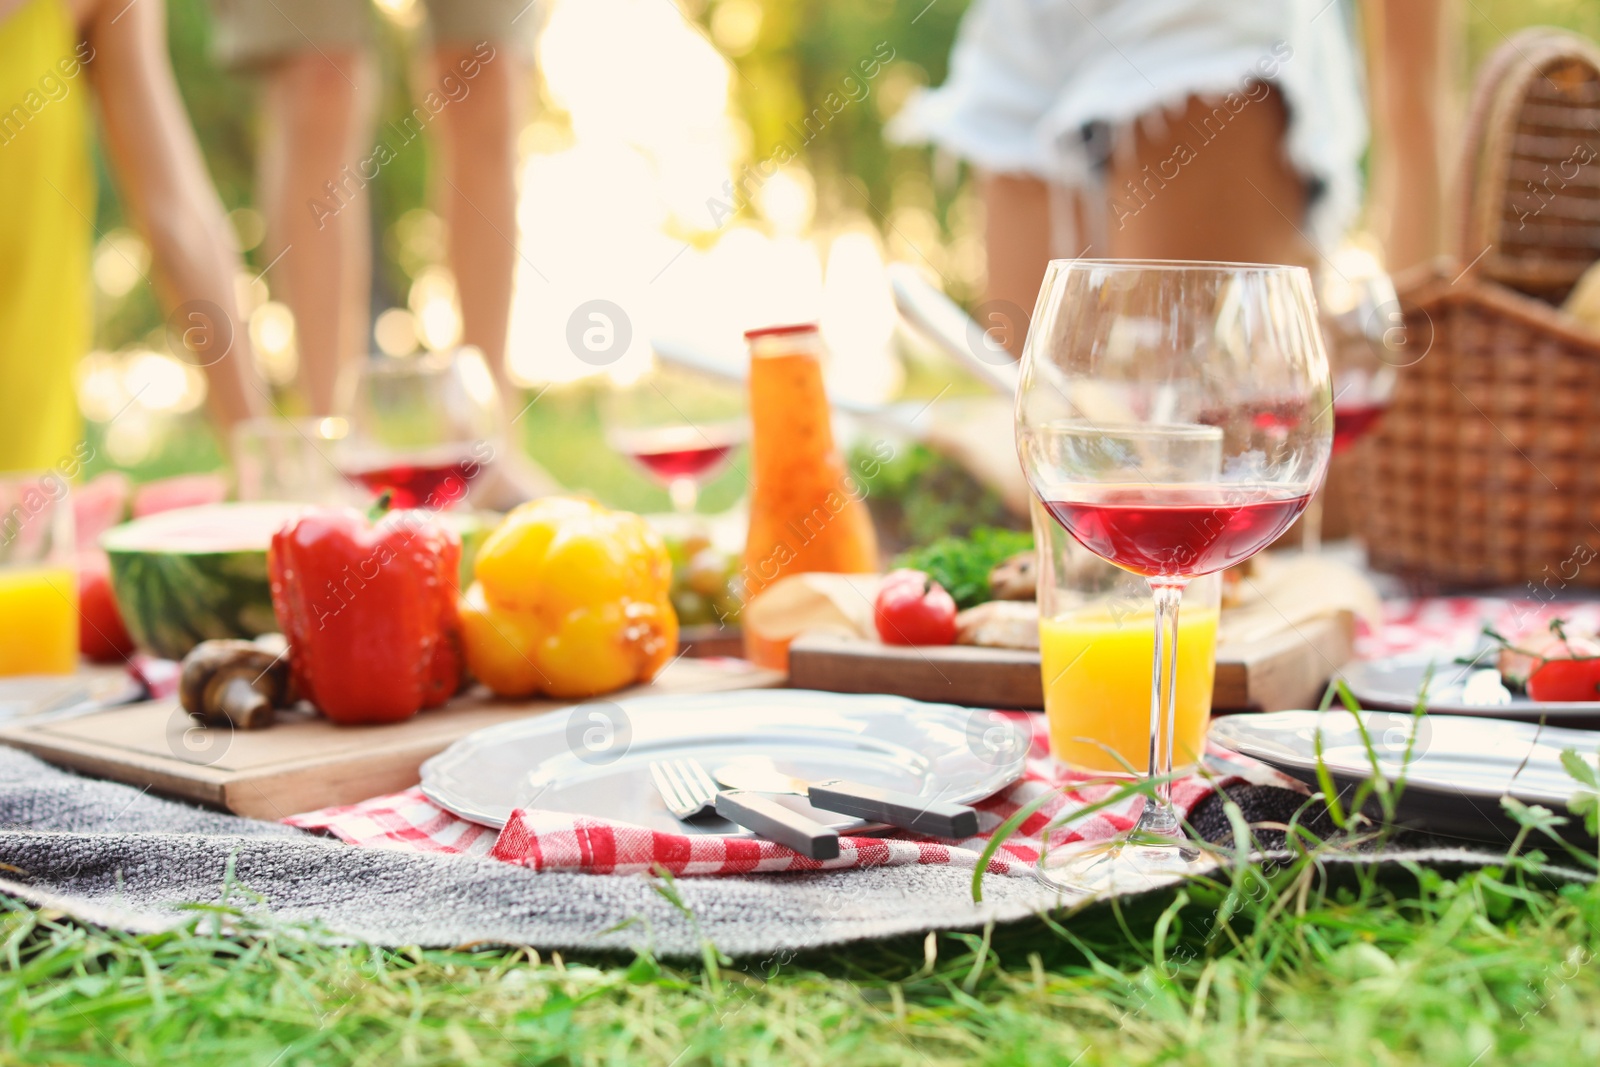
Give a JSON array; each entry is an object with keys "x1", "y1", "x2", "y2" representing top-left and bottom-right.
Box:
[{"x1": 889, "y1": 0, "x2": 1368, "y2": 248}]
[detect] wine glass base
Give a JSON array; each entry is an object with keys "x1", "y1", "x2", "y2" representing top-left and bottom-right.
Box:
[{"x1": 1034, "y1": 836, "x2": 1218, "y2": 897}]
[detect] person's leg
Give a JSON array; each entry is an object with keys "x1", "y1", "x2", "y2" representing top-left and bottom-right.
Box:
[
  {"x1": 1103, "y1": 90, "x2": 1312, "y2": 266},
  {"x1": 1365, "y1": 0, "x2": 1452, "y2": 273},
  {"x1": 982, "y1": 169, "x2": 1104, "y2": 355},
  {"x1": 427, "y1": 43, "x2": 527, "y2": 389},
  {"x1": 980, "y1": 171, "x2": 1053, "y2": 357},
  {"x1": 421, "y1": 28, "x2": 556, "y2": 504},
  {"x1": 257, "y1": 49, "x2": 378, "y2": 416}
]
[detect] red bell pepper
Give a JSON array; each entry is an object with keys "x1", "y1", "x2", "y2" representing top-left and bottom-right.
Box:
[{"x1": 268, "y1": 503, "x2": 464, "y2": 724}]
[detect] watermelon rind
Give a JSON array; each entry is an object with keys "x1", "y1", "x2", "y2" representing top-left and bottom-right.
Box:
[{"x1": 101, "y1": 503, "x2": 304, "y2": 660}]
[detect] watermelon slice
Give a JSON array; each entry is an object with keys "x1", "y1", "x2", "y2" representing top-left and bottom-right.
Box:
[
  {"x1": 73, "y1": 472, "x2": 132, "y2": 553},
  {"x1": 131, "y1": 473, "x2": 229, "y2": 519},
  {"x1": 101, "y1": 503, "x2": 495, "y2": 660},
  {"x1": 101, "y1": 503, "x2": 304, "y2": 660}
]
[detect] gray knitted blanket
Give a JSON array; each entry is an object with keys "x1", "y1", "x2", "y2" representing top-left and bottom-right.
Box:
[{"x1": 0, "y1": 745, "x2": 1556, "y2": 958}]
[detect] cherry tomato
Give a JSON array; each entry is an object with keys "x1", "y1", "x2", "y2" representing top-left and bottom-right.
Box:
[
  {"x1": 874, "y1": 569, "x2": 958, "y2": 646},
  {"x1": 1495, "y1": 621, "x2": 1600, "y2": 701},
  {"x1": 1526, "y1": 655, "x2": 1600, "y2": 702}
]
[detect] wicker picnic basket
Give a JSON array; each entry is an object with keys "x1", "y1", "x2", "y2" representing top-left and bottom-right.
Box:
[{"x1": 1361, "y1": 29, "x2": 1600, "y2": 589}]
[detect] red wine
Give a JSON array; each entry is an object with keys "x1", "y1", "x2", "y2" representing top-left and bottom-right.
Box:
[
  {"x1": 1043, "y1": 486, "x2": 1313, "y2": 578},
  {"x1": 1331, "y1": 401, "x2": 1387, "y2": 454},
  {"x1": 613, "y1": 423, "x2": 743, "y2": 484},
  {"x1": 345, "y1": 457, "x2": 487, "y2": 509},
  {"x1": 629, "y1": 442, "x2": 736, "y2": 481}
]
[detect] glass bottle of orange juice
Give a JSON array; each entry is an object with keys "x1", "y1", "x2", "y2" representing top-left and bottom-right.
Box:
[
  {"x1": 0, "y1": 472, "x2": 79, "y2": 676},
  {"x1": 741, "y1": 324, "x2": 878, "y2": 669}
]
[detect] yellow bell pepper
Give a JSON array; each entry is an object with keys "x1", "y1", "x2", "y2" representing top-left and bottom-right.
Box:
[{"x1": 459, "y1": 496, "x2": 679, "y2": 699}]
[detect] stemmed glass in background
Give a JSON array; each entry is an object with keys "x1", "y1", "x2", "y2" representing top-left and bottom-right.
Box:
[
  {"x1": 334, "y1": 347, "x2": 504, "y2": 510},
  {"x1": 1016, "y1": 260, "x2": 1332, "y2": 892},
  {"x1": 1301, "y1": 262, "x2": 1403, "y2": 549},
  {"x1": 233, "y1": 417, "x2": 354, "y2": 505},
  {"x1": 603, "y1": 360, "x2": 747, "y2": 516}
]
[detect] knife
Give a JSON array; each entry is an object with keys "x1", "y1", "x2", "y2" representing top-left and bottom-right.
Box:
[{"x1": 714, "y1": 762, "x2": 981, "y2": 839}]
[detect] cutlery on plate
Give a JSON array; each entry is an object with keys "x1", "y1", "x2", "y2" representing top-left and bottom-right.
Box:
[
  {"x1": 648, "y1": 757, "x2": 840, "y2": 861},
  {"x1": 714, "y1": 761, "x2": 981, "y2": 839}
]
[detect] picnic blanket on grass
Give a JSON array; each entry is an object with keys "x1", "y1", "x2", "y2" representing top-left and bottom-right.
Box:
[
  {"x1": 1, "y1": 595, "x2": 1590, "y2": 956},
  {"x1": 0, "y1": 744, "x2": 1568, "y2": 957}
]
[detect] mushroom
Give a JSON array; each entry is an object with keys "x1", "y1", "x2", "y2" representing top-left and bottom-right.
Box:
[
  {"x1": 178, "y1": 639, "x2": 293, "y2": 730},
  {"x1": 988, "y1": 550, "x2": 1038, "y2": 601}
]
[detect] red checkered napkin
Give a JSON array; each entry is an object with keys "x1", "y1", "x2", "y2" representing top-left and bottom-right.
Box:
[{"x1": 286, "y1": 714, "x2": 1301, "y2": 878}]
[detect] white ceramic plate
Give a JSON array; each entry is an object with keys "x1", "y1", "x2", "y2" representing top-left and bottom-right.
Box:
[
  {"x1": 1210, "y1": 711, "x2": 1600, "y2": 846},
  {"x1": 1339, "y1": 654, "x2": 1600, "y2": 722},
  {"x1": 420, "y1": 689, "x2": 1028, "y2": 836}
]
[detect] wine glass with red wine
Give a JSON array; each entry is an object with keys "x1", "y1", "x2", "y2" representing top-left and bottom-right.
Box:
[
  {"x1": 1016, "y1": 260, "x2": 1332, "y2": 893},
  {"x1": 336, "y1": 348, "x2": 503, "y2": 510},
  {"x1": 1321, "y1": 261, "x2": 1401, "y2": 454},
  {"x1": 1300, "y1": 268, "x2": 1401, "y2": 548},
  {"x1": 603, "y1": 361, "x2": 746, "y2": 515}
]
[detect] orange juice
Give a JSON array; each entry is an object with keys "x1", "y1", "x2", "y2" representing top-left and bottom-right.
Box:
[
  {"x1": 1039, "y1": 604, "x2": 1217, "y2": 774},
  {"x1": 0, "y1": 567, "x2": 78, "y2": 676}
]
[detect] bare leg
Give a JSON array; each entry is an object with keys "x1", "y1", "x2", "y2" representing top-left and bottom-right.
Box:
[
  {"x1": 428, "y1": 46, "x2": 556, "y2": 503},
  {"x1": 429, "y1": 45, "x2": 526, "y2": 391},
  {"x1": 1365, "y1": 0, "x2": 1451, "y2": 273},
  {"x1": 258, "y1": 49, "x2": 378, "y2": 416},
  {"x1": 980, "y1": 171, "x2": 1054, "y2": 357},
  {"x1": 1105, "y1": 91, "x2": 1312, "y2": 266}
]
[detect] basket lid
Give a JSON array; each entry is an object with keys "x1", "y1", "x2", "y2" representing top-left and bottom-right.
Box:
[{"x1": 1459, "y1": 29, "x2": 1600, "y2": 303}]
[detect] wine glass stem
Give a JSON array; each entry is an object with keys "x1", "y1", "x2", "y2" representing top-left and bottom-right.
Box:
[
  {"x1": 1140, "y1": 579, "x2": 1188, "y2": 838},
  {"x1": 668, "y1": 477, "x2": 699, "y2": 515},
  {"x1": 1301, "y1": 490, "x2": 1325, "y2": 554}
]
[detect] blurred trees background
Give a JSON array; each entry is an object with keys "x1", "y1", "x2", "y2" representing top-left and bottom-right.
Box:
[{"x1": 80, "y1": 0, "x2": 1600, "y2": 495}]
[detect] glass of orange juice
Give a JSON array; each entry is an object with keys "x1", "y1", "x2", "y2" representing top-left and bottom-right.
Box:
[
  {"x1": 0, "y1": 472, "x2": 78, "y2": 676},
  {"x1": 1033, "y1": 497, "x2": 1220, "y2": 776}
]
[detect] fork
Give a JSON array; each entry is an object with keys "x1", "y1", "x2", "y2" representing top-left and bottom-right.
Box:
[{"x1": 649, "y1": 757, "x2": 840, "y2": 860}]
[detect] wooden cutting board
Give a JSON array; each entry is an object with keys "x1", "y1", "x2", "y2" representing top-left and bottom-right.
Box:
[
  {"x1": 787, "y1": 612, "x2": 1355, "y2": 713},
  {"x1": 0, "y1": 658, "x2": 782, "y2": 820}
]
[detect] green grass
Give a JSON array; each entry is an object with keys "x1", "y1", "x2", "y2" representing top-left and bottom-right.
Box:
[{"x1": 2, "y1": 850, "x2": 1596, "y2": 1066}]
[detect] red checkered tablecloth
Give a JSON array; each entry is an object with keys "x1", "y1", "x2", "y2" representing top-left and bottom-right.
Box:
[
  {"x1": 285, "y1": 597, "x2": 1574, "y2": 877},
  {"x1": 1354, "y1": 597, "x2": 1600, "y2": 660},
  {"x1": 285, "y1": 715, "x2": 1299, "y2": 878}
]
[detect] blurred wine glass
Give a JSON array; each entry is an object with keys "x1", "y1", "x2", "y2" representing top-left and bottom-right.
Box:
[
  {"x1": 603, "y1": 360, "x2": 746, "y2": 516},
  {"x1": 233, "y1": 416, "x2": 355, "y2": 504},
  {"x1": 1305, "y1": 256, "x2": 1402, "y2": 549},
  {"x1": 334, "y1": 347, "x2": 502, "y2": 510}
]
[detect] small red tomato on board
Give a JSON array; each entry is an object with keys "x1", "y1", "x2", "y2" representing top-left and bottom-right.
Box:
[
  {"x1": 1527, "y1": 655, "x2": 1600, "y2": 702},
  {"x1": 874, "y1": 569, "x2": 958, "y2": 646}
]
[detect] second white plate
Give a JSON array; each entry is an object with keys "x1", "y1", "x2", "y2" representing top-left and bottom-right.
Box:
[{"x1": 1210, "y1": 710, "x2": 1600, "y2": 846}]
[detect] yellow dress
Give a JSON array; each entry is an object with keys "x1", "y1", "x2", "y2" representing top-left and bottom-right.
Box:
[{"x1": 0, "y1": 0, "x2": 93, "y2": 474}]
